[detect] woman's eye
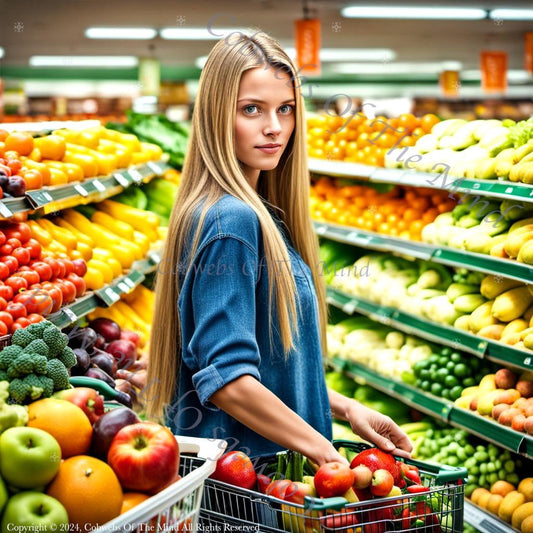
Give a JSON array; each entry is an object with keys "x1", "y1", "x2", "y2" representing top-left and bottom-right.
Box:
[
  {"x1": 243, "y1": 105, "x2": 259, "y2": 115},
  {"x1": 278, "y1": 104, "x2": 294, "y2": 114}
]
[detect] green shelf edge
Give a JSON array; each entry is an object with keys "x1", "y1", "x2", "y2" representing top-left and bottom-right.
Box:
[
  {"x1": 309, "y1": 158, "x2": 533, "y2": 204},
  {"x1": 464, "y1": 501, "x2": 517, "y2": 533},
  {"x1": 0, "y1": 197, "x2": 30, "y2": 218},
  {"x1": 314, "y1": 221, "x2": 533, "y2": 285},
  {"x1": 329, "y1": 356, "x2": 533, "y2": 459}
]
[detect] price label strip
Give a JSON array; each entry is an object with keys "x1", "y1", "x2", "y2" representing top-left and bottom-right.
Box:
[
  {"x1": 113, "y1": 172, "x2": 131, "y2": 188},
  {"x1": 74, "y1": 184, "x2": 89, "y2": 197},
  {"x1": 129, "y1": 168, "x2": 144, "y2": 184},
  {"x1": 96, "y1": 286, "x2": 121, "y2": 307},
  {"x1": 26, "y1": 190, "x2": 54, "y2": 209},
  {"x1": 92, "y1": 179, "x2": 106, "y2": 193},
  {"x1": 62, "y1": 308, "x2": 78, "y2": 323},
  {"x1": 123, "y1": 277, "x2": 136, "y2": 289},
  {"x1": 117, "y1": 281, "x2": 130, "y2": 293},
  {"x1": 0, "y1": 202, "x2": 14, "y2": 218},
  {"x1": 146, "y1": 161, "x2": 162, "y2": 174}
]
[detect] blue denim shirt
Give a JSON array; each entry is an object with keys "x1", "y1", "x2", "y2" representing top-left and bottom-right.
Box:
[{"x1": 165, "y1": 194, "x2": 332, "y2": 457}]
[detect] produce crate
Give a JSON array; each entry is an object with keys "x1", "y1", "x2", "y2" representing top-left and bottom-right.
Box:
[
  {"x1": 94, "y1": 436, "x2": 227, "y2": 533},
  {"x1": 199, "y1": 440, "x2": 467, "y2": 532}
]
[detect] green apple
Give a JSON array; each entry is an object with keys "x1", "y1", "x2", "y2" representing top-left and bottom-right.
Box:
[
  {"x1": 0, "y1": 427, "x2": 61, "y2": 489},
  {"x1": 0, "y1": 475, "x2": 8, "y2": 515},
  {"x1": 1, "y1": 492, "x2": 68, "y2": 533}
]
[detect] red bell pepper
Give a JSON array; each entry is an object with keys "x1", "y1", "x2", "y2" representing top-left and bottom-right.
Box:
[{"x1": 407, "y1": 484, "x2": 430, "y2": 493}]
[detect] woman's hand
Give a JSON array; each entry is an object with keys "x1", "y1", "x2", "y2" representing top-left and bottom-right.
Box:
[{"x1": 328, "y1": 389, "x2": 412, "y2": 458}]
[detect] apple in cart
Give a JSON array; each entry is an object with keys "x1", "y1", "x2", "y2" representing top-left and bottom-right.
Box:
[
  {"x1": 0, "y1": 427, "x2": 61, "y2": 489},
  {"x1": 314, "y1": 462, "x2": 355, "y2": 498},
  {"x1": 0, "y1": 492, "x2": 69, "y2": 532},
  {"x1": 107, "y1": 421, "x2": 180, "y2": 494},
  {"x1": 211, "y1": 451, "x2": 257, "y2": 490}
]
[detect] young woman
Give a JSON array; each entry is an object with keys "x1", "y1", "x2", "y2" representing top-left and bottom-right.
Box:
[{"x1": 147, "y1": 31, "x2": 412, "y2": 465}]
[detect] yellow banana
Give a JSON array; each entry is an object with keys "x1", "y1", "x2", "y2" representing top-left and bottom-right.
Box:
[
  {"x1": 92, "y1": 211, "x2": 135, "y2": 241},
  {"x1": 28, "y1": 220, "x2": 53, "y2": 247}
]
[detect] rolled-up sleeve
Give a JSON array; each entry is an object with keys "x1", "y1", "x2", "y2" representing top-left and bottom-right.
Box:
[{"x1": 184, "y1": 236, "x2": 262, "y2": 408}]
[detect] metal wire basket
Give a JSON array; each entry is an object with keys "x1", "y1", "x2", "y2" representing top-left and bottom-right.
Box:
[{"x1": 199, "y1": 440, "x2": 467, "y2": 532}]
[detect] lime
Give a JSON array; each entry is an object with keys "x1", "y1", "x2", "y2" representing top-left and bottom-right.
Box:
[
  {"x1": 444, "y1": 375, "x2": 459, "y2": 388},
  {"x1": 453, "y1": 363, "x2": 468, "y2": 378},
  {"x1": 450, "y1": 351, "x2": 462, "y2": 363},
  {"x1": 431, "y1": 382, "x2": 443, "y2": 396},
  {"x1": 446, "y1": 361, "x2": 456, "y2": 371},
  {"x1": 429, "y1": 354, "x2": 440, "y2": 364},
  {"x1": 462, "y1": 377, "x2": 476, "y2": 387},
  {"x1": 450, "y1": 386, "x2": 463, "y2": 401},
  {"x1": 436, "y1": 368, "x2": 449, "y2": 383},
  {"x1": 441, "y1": 388, "x2": 450, "y2": 399},
  {"x1": 440, "y1": 347, "x2": 452, "y2": 357},
  {"x1": 420, "y1": 380, "x2": 431, "y2": 391},
  {"x1": 420, "y1": 369, "x2": 430, "y2": 380}
]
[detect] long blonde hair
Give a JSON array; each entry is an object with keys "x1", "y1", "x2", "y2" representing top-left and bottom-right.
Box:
[{"x1": 146, "y1": 31, "x2": 327, "y2": 419}]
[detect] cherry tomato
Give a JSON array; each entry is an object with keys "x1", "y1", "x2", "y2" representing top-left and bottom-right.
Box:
[
  {"x1": 12, "y1": 247, "x2": 31, "y2": 266},
  {"x1": 6, "y1": 301, "x2": 27, "y2": 320}
]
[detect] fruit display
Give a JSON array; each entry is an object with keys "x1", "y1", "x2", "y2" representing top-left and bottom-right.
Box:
[
  {"x1": 0, "y1": 151, "x2": 29, "y2": 197},
  {"x1": 454, "y1": 368, "x2": 533, "y2": 435},
  {"x1": 0, "y1": 320, "x2": 75, "y2": 403},
  {"x1": 307, "y1": 112, "x2": 440, "y2": 165},
  {"x1": 422, "y1": 197, "x2": 533, "y2": 264},
  {"x1": 311, "y1": 178, "x2": 455, "y2": 240}
]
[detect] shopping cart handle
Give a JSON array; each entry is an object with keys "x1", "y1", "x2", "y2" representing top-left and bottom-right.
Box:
[
  {"x1": 69, "y1": 376, "x2": 120, "y2": 401},
  {"x1": 434, "y1": 464, "x2": 468, "y2": 484},
  {"x1": 303, "y1": 496, "x2": 347, "y2": 511}
]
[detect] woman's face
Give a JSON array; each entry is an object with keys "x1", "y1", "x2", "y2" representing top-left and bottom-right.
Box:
[{"x1": 235, "y1": 65, "x2": 296, "y2": 187}]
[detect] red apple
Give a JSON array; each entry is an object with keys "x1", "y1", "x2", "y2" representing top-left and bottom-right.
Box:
[
  {"x1": 52, "y1": 387, "x2": 105, "y2": 424},
  {"x1": 370, "y1": 469, "x2": 394, "y2": 497},
  {"x1": 283, "y1": 481, "x2": 315, "y2": 504},
  {"x1": 106, "y1": 339, "x2": 137, "y2": 369},
  {"x1": 66, "y1": 273, "x2": 86, "y2": 298},
  {"x1": 314, "y1": 462, "x2": 355, "y2": 498},
  {"x1": 107, "y1": 421, "x2": 180, "y2": 494},
  {"x1": 350, "y1": 448, "x2": 402, "y2": 486},
  {"x1": 120, "y1": 330, "x2": 141, "y2": 348},
  {"x1": 211, "y1": 451, "x2": 257, "y2": 490},
  {"x1": 256, "y1": 474, "x2": 271, "y2": 494},
  {"x1": 352, "y1": 464, "x2": 373, "y2": 489},
  {"x1": 71, "y1": 259, "x2": 88, "y2": 278},
  {"x1": 265, "y1": 479, "x2": 293, "y2": 499}
]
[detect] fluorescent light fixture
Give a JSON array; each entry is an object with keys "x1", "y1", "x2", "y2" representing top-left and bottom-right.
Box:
[
  {"x1": 85, "y1": 27, "x2": 156, "y2": 39},
  {"x1": 341, "y1": 6, "x2": 487, "y2": 20},
  {"x1": 29, "y1": 56, "x2": 139, "y2": 67},
  {"x1": 0, "y1": 47, "x2": 4, "y2": 59},
  {"x1": 332, "y1": 62, "x2": 463, "y2": 75},
  {"x1": 489, "y1": 9, "x2": 533, "y2": 20},
  {"x1": 160, "y1": 27, "x2": 245, "y2": 40},
  {"x1": 463, "y1": 69, "x2": 532, "y2": 82},
  {"x1": 285, "y1": 47, "x2": 396, "y2": 62}
]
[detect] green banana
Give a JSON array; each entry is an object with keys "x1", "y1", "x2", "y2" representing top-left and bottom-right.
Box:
[{"x1": 446, "y1": 283, "x2": 480, "y2": 302}]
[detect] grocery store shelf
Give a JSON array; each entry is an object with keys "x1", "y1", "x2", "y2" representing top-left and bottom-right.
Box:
[
  {"x1": 314, "y1": 221, "x2": 533, "y2": 284},
  {"x1": 309, "y1": 158, "x2": 533, "y2": 203},
  {"x1": 464, "y1": 501, "x2": 517, "y2": 533},
  {"x1": 329, "y1": 356, "x2": 533, "y2": 459},
  {"x1": 0, "y1": 159, "x2": 170, "y2": 219},
  {"x1": 326, "y1": 286, "x2": 533, "y2": 371}
]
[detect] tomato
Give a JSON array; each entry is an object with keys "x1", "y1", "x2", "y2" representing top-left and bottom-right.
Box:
[
  {"x1": 5, "y1": 276, "x2": 28, "y2": 293},
  {"x1": 0, "y1": 244, "x2": 13, "y2": 256},
  {"x1": 0, "y1": 232, "x2": 5, "y2": 247},
  {"x1": 17, "y1": 270, "x2": 40, "y2": 286},
  {"x1": 14, "y1": 289, "x2": 53, "y2": 316},
  {"x1": 6, "y1": 159, "x2": 23, "y2": 174},
  {"x1": 0, "y1": 262, "x2": 10, "y2": 281},
  {"x1": 0, "y1": 320, "x2": 8, "y2": 336},
  {"x1": 5, "y1": 132, "x2": 34, "y2": 156},
  {"x1": 0, "y1": 164, "x2": 12, "y2": 177},
  {"x1": 0, "y1": 285, "x2": 13, "y2": 301},
  {"x1": 12, "y1": 317, "x2": 31, "y2": 330},
  {"x1": 42, "y1": 257, "x2": 61, "y2": 279},
  {"x1": 41, "y1": 282, "x2": 62, "y2": 313},
  {"x1": 27, "y1": 313, "x2": 45, "y2": 324},
  {"x1": 24, "y1": 239, "x2": 42, "y2": 260},
  {"x1": 0, "y1": 311, "x2": 14, "y2": 331},
  {"x1": 4, "y1": 223, "x2": 31, "y2": 244},
  {"x1": 265, "y1": 480, "x2": 293, "y2": 500},
  {"x1": 0, "y1": 297, "x2": 7, "y2": 311},
  {"x1": 58, "y1": 258, "x2": 74, "y2": 276},
  {"x1": 6, "y1": 238, "x2": 22, "y2": 249},
  {"x1": 31, "y1": 261, "x2": 53, "y2": 282},
  {"x1": 55, "y1": 279, "x2": 76, "y2": 304},
  {"x1": 12, "y1": 247, "x2": 31, "y2": 266},
  {"x1": 56, "y1": 259, "x2": 67, "y2": 280},
  {"x1": 0, "y1": 256, "x2": 19, "y2": 275},
  {"x1": 6, "y1": 301, "x2": 27, "y2": 320},
  {"x1": 66, "y1": 272, "x2": 86, "y2": 298}
]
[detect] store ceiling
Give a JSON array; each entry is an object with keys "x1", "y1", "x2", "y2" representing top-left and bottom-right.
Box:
[{"x1": 0, "y1": 0, "x2": 532, "y2": 81}]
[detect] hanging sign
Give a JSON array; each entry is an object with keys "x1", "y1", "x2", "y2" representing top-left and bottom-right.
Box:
[
  {"x1": 480, "y1": 51, "x2": 507, "y2": 94},
  {"x1": 525, "y1": 32, "x2": 533, "y2": 75},
  {"x1": 440, "y1": 70, "x2": 460, "y2": 97},
  {"x1": 294, "y1": 19, "x2": 321, "y2": 76}
]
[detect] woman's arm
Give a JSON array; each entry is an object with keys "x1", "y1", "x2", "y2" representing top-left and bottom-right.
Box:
[
  {"x1": 211, "y1": 375, "x2": 348, "y2": 466},
  {"x1": 328, "y1": 388, "x2": 413, "y2": 458}
]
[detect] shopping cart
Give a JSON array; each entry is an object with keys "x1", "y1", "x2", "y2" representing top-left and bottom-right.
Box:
[{"x1": 199, "y1": 440, "x2": 467, "y2": 532}]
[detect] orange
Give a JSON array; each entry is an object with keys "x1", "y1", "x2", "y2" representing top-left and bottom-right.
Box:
[
  {"x1": 47, "y1": 455, "x2": 123, "y2": 528},
  {"x1": 20, "y1": 169, "x2": 43, "y2": 190},
  {"x1": 0, "y1": 130, "x2": 8, "y2": 142},
  {"x1": 34, "y1": 135, "x2": 66, "y2": 160},
  {"x1": 5, "y1": 132, "x2": 34, "y2": 156},
  {"x1": 121, "y1": 492, "x2": 151, "y2": 514},
  {"x1": 398, "y1": 113, "x2": 418, "y2": 132},
  {"x1": 27, "y1": 398, "x2": 92, "y2": 458},
  {"x1": 421, "y1": 113, "x2": 440, "y2": 134}
]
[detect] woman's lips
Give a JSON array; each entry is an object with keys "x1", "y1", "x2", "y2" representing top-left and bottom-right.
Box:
[{"x1": 255, "y1": 144, "x2": 281, "y2": 154}]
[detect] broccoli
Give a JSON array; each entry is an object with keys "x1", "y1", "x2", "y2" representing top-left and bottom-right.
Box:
[
  {"x1": 46, "y1": 359, "x2": 70, "y2": 392},
  {"x1": 42, "y1": 327, "x2": 68, "y2": 357},
  {"x1": 26, "y1": 321, "x2": 51, "y2": 338},
  {"x1": 24, "y1": 339, "x2": 49, "y2": 359},
  {"x1": 0, "y1": 346, "x2": 23, "y2": 371},
  {"x1": 58, "y1": 347, "x2": 76, "y2": 369},
  {"x1": 8, "y1": 374, "x2": 54, "y2": 404},
  {"x1": 11, "y1": 328, "x2": 37, "y2": 349},
  {"x1": 7, "y1": 354, "x2": 48, "y2": 379}
]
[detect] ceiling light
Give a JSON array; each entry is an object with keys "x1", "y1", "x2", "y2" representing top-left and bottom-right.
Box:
[
  {"x1": 341, "y1": 6, "x2": 487, "y2": 20},
  {"x1": 489, "y1": 9, "x2": 533, "y2": 20},
  {"x1": 29, "y1": 56, "x2": 139, "y2": 67},
  {"x1": 160, "y1": 28, "x2": 244, "y2": 40},
  {"x1": 284, "y1": 48, "x2": 396, "y2": 62},
  {"x1": 332, "y1": 62, "x2": 463, "y2": 75},
  {"x1": 0, "y1": 47, "x2": 4, "y2": 59},
  {"x1": 85, "y1": 27, "x2": 157, "y2": 39}
]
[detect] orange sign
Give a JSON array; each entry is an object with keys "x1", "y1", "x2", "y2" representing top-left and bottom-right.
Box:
[
  {"x1": 526, "y1": 33, "x2": 533, "y2": 74},
  {"x1": 440, "y1": 70, "x2": 460, "y2": 97},
  {"x1": 295, "y1": 19, "x2": 321, "y2": 76},
  {"x1": 480, "y1": 51, "x2": 507, "y2": 94}
]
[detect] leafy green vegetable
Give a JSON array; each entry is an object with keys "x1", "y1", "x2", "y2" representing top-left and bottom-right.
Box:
[{"x1": 509, "y1": 117, "x2": 533, "y2": 148}]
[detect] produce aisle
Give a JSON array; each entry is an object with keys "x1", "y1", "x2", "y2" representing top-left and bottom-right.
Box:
[{"x1": 308, "y1": 112, "x2": 533, "y2": 532}]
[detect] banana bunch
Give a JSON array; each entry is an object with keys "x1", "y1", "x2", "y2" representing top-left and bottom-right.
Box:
[{"x1": 508, "y1": 140, "x2": 533, "y2": 183}]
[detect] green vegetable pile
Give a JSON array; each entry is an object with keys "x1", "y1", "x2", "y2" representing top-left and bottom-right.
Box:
[
  {"x1": 509, "y1": 117, "x2": 533, "y2": 148},
  {"x1": 412, "y1": 347, "x2": 493, "y2": 401},
  {"x1": 107, "y1": 110, "x2": 189, "y2": 168},
  {"x1": 0, "y1": 381, "x2": 28, "y2": 433},
  {"x1": 0, "y1": 321, "x2": 76, "y2": 404}
]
